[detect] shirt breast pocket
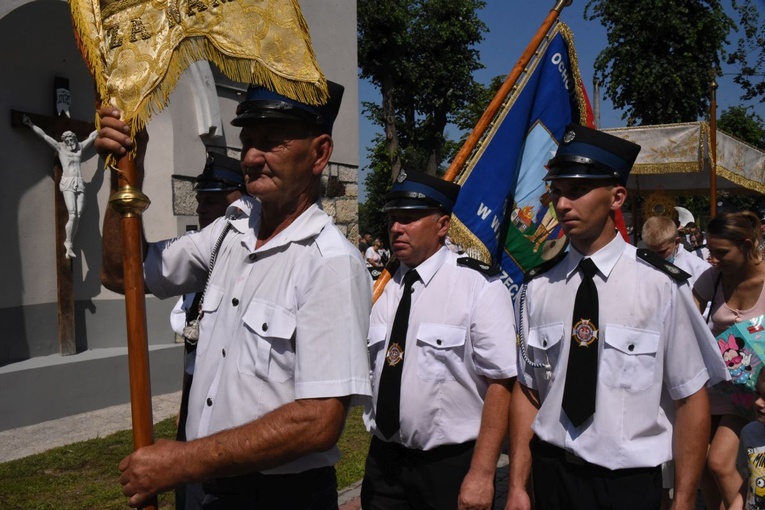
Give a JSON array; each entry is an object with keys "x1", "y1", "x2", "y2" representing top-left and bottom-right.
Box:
[
  {"x1": 526, "y1": 322, "x2": 565, "y2": 370},
  {"x1": 196, "y1": 284, "x2": 225, "y2": 357},
  {"x1": 367, "y1": 324, "x2": 389, "y2": 377},
  {"x1": 601, "y1": 325, "x2": 660, "y2": 391},
  {"x1": 416, "y1": 323, "x2": 466, "y2": 382},
  {"x1": 239, "y1": 300, "x2": 296, "y2": 383}
]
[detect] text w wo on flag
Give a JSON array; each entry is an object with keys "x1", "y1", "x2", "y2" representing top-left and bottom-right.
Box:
[{"x1": 448, "y1": 21, "x2": 597, "y2": 299}]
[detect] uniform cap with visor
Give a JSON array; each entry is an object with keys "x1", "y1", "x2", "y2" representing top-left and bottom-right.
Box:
[
  {"x1": 382, "y1": 170, "x2": 461, "y2": 215},
  {"x1": 174, "y1": 152, "x2": 245, "y2": 193},
  {"x1": 231, "y1": 80, "x2": 344, "y2": 135},
  {"x1": 545, "y1": 124, "x2": 641, "y2": 185}
]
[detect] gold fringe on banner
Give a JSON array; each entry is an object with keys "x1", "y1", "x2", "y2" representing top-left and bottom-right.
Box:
[
  {"x1": 448, "y1": 216, "x2": 493, "y2": 265},
  {"x1": 68, "y1": 0, "x2": 328, "y2": 139},
  {"x1": 559, "y1": 24, "x2": 588, "y2": 129}
]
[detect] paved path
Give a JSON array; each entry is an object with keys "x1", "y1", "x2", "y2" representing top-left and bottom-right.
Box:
[{"x1": 0, "y1": 391, "x2": 182, "y2": 463}]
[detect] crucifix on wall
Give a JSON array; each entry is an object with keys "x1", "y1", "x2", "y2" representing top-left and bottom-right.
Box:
[{"x1": 10, "y1": 76, "x2": 97, "y2": 356}]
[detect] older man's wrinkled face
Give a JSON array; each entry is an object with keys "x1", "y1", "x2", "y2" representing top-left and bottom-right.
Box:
[{"x1": 239, "y1": 122, "x2": 324, "y2": 205}]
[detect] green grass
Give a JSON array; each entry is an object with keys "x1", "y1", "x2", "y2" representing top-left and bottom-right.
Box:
[{"x1": 0, "y1": 407, "x2": 370, "y2": 509}]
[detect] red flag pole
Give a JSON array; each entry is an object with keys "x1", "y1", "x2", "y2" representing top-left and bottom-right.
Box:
[
  {"x1": 109, "y1": 155, "x2": 157, "y2": 510},
  {"x1": 373, "y1": 0, "x2": 573, "y2": 303}
]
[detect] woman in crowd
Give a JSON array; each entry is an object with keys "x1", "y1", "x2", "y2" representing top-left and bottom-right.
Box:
[
  {"x1": 694, "y1": 211, "x2": 765, "y2": 509},
  {"x1": 365, "y1": 238, "x2": 384, "y2": 268}
]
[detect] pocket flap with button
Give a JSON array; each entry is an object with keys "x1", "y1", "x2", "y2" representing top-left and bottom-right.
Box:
[
  {"x1": 242, "y1": 300, "x2": 296, "y2": 339},
  {"x1": 604, "y1": 325, "x2": 659, "y2": 355},
  {"x1": 527, "y1": 323, "x2": 565, "y2": 350},
  {"x1": 200, "y1": 284, "x2": 225, "y2": 314},
  {"x1": 416, "y1": 323, "x2": 466, "y2": 349},
  {"x1": 368, "y1": 324, "x2": 388, "y2": 347}
]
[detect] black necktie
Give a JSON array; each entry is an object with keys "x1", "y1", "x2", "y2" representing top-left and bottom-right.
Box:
[
  {"x1": 376, "y1": 269, "x2": 419, "y2": 439},
  {"x1": 562, "y1": 258, "x2": 599, "y2": 428}
]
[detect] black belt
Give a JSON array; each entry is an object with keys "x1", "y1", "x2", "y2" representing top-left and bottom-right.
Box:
[
  {"x1": 533, "y1": 439, "x2": 660, "y2": 475},
  {"x1": 202, "y1": 466, "x2": 335, "y2": 497},
  {"x1": 371, "y1": 435, "x2": 475, "y2": 462}
]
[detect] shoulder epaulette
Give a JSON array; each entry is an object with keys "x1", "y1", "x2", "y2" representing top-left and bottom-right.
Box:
[
  {"x1": 636, "y1": 249, "x2": 691, "y2": 283},
  {"x1": 523, "y1": 251, "x2": 566, "y2": 283},
  {"x1": 457, "y1": 257, "x2": 501, "y2": 276}
]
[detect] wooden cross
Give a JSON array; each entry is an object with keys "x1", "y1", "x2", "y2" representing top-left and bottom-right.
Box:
[{"x1": 10, "y1": 77, "x2": 96, "y2": 356}]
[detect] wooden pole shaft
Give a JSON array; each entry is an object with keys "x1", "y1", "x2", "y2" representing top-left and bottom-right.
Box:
[
  {"x1": 115, "y1": 155, "x2": 157, "y2": 510},
  {"x1": 709, "y1": 79, "x2": 718, "y2": 219}
]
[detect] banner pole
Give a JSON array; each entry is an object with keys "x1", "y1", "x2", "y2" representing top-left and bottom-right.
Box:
[
  {"x1": 109, "y1": 155, "x2": 157, "y2": 510},
  {"x1": 373, "y1": 0, "x2": 573, "y2": 303}
]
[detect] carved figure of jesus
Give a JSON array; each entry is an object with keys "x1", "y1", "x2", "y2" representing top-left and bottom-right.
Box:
[{"x1": 23, "y1": 114, "x2": 97, "y2": 259}]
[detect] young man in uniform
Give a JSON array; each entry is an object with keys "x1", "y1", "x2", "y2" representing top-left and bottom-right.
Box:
[
  {"x1": 96, "y1": 82, "x2": 373, "y2": 509},
  {"x1": 507, "y1": 124, "x2": 727, "y2": 510},
  {"x1": 362, "y1": 171, "x2": 516, "y2": 510}
]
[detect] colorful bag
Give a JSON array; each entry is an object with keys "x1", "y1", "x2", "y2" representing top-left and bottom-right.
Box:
[{"x1": 715, "y1": 314, "x2": 765, "y2": 391}]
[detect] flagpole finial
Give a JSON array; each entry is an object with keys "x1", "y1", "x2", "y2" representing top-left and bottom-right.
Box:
[{"x1": 553, "y1": 0, "x2": 573, "y2": 13}]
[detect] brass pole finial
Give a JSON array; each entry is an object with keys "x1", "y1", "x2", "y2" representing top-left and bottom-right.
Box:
[
  {"x1": 554, "y1": 0, "x2": 573, "y2": 13},
  {"x1": 109, "y1": 185, "x2": 151, "y2": 218}
]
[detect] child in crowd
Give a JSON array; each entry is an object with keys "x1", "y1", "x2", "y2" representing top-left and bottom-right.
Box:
[{"x1": 733, "y1": 367, "x2": 765, "y2": 510}]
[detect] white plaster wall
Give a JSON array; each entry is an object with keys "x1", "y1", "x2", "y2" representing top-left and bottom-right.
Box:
[{"x1": 0, "y1": 0, "x2": 359, "y2": 354}]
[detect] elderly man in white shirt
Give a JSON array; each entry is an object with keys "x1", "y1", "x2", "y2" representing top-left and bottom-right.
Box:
[{"x1": 97, "y1": 81, "x2": 372, "y2": 510}]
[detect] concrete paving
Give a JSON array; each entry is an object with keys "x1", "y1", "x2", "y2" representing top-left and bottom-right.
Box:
[{"x1": 0, "y1": 391, "x2": 182, "y2": 463}]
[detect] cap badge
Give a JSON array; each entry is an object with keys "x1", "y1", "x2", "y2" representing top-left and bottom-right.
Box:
[
  {"x1": 385, "y1": 343, "x2": 404, "y2": 366},
  {"x1": 563, "y1": 129, "x2": 576, "y2": 144},
  {"x1": 396, "y1": 170, "x2": 408, "y2": 183},
  {"x1": 572, "y1": 319, "x2": 598, "y2": 347}
]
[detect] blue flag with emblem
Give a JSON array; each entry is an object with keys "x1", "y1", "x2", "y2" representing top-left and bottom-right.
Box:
[{"x1": 448, "y1": 22, "x2": 592, "y2": 299}]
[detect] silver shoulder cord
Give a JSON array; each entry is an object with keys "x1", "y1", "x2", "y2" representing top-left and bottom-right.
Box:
[
  {"x1": 184, "y1": 216, "x2": 235, "y2": 347},
  {"x1": 516, "y1": 282, "x2": 552, "y2": 377},
  {"x1": 198, "y1": 216, "x2": 235, "y2": 311}
]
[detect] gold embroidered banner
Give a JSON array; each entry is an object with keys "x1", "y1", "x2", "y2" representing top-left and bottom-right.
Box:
[{"x1": 68, "y1": 0, "x2": 327, "y2": 135}]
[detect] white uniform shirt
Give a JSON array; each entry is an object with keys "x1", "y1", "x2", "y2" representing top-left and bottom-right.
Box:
[
  {"x1": 674, "y1": 244, "x2": 711, "y2": 287},
  {"x1": 145, "y1": 197, "x2": 373, "y2": 474},
  {"x1": 364, "y1": 246, "x2": 517, "y2": 450},
  {"x1": 517, "y1": 234, "x2": 727, "y2": 470}
]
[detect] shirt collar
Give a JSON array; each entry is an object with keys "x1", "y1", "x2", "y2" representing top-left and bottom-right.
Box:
[
  {"x1": 235, "y1": 200, "x2": 331, "y2": 253},
  {"x1": 565, "y1": 233, "x2": 626, "y2": 280},
  {"x1": 399, "y1": 245, "x2": 448, "y2": 287}
]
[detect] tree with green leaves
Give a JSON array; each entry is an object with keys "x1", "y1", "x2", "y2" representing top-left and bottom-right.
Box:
[
  {"x1": 718, "y1": 105, "x2": 765, "y2": 149},
  {"x1": 728, "y1": 0, "x2": 765, "y2": 103},
  {"x1": 585, "y1": 0, "x2": 735, "y2": 126},
  {"x1": 358, "y1": 0, "x2": 487, "y2": 180},
  {"x1": 358, "y1": 135, "x2": 394, "y2": 243}
]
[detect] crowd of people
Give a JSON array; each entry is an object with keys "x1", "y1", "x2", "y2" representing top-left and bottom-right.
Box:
[{"x1": 94, "y1": 81, "x2": 765, "y2": 510}]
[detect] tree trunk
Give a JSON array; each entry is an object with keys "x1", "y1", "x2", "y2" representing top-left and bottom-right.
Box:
[{"x1": 381, "y1": 76, "x2": 402, "y2": 183}]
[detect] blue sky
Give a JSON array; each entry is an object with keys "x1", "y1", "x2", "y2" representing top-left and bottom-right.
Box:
[{"x1": 357, "y1": 1, "x2": 765, "y2": 202}]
